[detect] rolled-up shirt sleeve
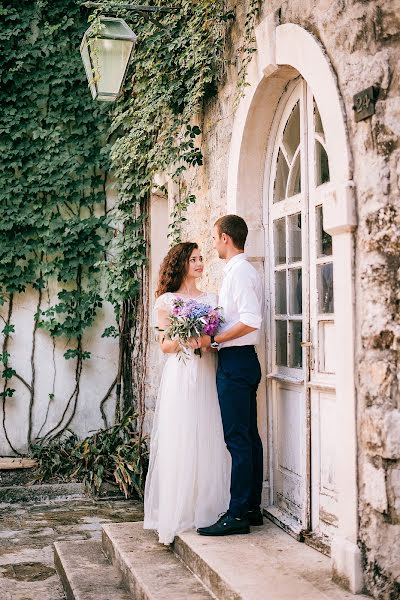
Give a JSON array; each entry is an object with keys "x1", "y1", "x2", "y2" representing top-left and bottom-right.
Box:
[{"x1": 232, "y1": 271, "x2": 262, "y2": 329}]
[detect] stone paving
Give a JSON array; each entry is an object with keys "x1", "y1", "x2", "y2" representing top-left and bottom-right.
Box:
[{"x1": 0, "y1": 495, "x2": 144, "y2": 600}]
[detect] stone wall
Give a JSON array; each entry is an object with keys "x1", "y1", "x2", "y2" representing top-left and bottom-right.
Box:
[{"x1": 145, "y1": 1, "x2": 400, "y2": 596}]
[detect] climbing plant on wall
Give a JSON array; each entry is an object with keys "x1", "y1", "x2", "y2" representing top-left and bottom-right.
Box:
[
  {"x1": 0, "y1": 0, "x2": 112, "y2": 452},
  {"x1": 0, "y1": 0, "x2": 259, "y2": 458}
]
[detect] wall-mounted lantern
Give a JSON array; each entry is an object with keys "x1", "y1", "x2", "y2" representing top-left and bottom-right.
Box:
[
  {"x1": 80, "y1": 3, "x2": 177, "y2": 102},
  {"x1": 80, "y1": 16, "x2": 137, "y2": 102}
]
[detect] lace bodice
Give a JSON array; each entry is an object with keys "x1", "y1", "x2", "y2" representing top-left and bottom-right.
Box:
[{"x1": 153, "y1": 291, "x2": 218, "y2": 316}]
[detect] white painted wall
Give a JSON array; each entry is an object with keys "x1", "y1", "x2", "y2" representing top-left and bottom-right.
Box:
[{"x1": 0, "y1": 288, "x2": 119, "y2": 456}]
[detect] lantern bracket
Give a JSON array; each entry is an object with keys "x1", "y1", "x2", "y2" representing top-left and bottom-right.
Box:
[
  {"x1": 82, "y1": 2, "x2": 177, "y2": 13},
  {"x1": 82, "y1": 2, "x2": 177, "y2": 32}
]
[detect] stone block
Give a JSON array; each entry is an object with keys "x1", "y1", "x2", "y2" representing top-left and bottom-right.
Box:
[
  {"x1": 388, "y1": 466, "x2": 400, "y2": 515},
  {"x1": 383, "y1": 410, "x2": 400, "y2": 459},
  {"x1": 359, "y1": 358, "x2": 394, "y2": 403},
  {"x1": 363, "y1": 461, "x2": 387, "y2": 513},
  {"x1": 362, "y1": 410, "x2": 400, "y2": 460},
  {"x1": 361, "y1": 408, "x2": 384, "y2": 452},
  {"x1": 375, "y1": 7, "x2": 400, "y2": 41}
]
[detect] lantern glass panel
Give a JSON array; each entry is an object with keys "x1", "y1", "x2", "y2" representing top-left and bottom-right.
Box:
[{"x1": 92, "y1": 38, "x2": 134, "y2": 101}]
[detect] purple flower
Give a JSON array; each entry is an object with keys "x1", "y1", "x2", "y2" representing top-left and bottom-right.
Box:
[{"x1": 167, "y1": 299, "x2": 224, "y2": 356}]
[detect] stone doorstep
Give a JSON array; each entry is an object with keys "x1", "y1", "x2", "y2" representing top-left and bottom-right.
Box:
[
  {"x1": 54, "y1": 540, "x2": 131, "y2": 600},
  {"x1": 102, "y1": 522, "x2": 213, "y2": 599},
  {"x1": 174, "y1": 522, "x2": 370, "y2": 600},
  {"x1": 104, "y1": 520, "x2": 371, "y2": 600}
]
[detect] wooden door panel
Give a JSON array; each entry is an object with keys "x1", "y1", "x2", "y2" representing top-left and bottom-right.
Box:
[
  {"x1": 274, "y1": 382, "x2": 304, "y2": 521},
  {"x1": 311, "y1": 390, "x2": 338, "y2": 538}
]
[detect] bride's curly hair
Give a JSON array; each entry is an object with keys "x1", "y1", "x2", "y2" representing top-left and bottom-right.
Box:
[{"x1": 155, "y1": 242, "x2": 198, "y2": 297}]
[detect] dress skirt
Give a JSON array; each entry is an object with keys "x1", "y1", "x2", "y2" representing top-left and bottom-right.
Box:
[{"x1": 143, "y1": 349, "x2": 230, "y2": 545}]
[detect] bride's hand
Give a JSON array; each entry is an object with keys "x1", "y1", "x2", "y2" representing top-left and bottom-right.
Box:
[
  {"x1": 186, "y1": 337, "x2": 200, "y2": 350},
  {"x1": 203, "y1": 346, "x2": 217, "y2": 354}
]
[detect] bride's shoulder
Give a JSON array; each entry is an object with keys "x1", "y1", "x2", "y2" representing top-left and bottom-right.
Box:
[
  {"x1": 154, "y1": 292, "x2": 175, "y2": 311},
  {"x1": 203, "y1": 290, "x2": 218, "y2": 305}
]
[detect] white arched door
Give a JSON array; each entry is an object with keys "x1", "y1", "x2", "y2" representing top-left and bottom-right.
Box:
[{"x1": 265, "y1": 79, "x2": 337, "y2": 547}]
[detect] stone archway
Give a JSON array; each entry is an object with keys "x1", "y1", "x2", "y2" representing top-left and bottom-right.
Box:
[{"x1": 227, "y1": 17, "x2": 362, "y2": 594}]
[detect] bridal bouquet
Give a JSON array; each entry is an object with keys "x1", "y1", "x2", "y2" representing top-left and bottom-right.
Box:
[{"x1": 164, "y1": 298, "x2": 224, "y2": 359}]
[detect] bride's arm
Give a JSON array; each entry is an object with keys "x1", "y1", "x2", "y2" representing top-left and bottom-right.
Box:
[{"x1": 157, "y1": 309, "x2": 179, "y2": 354}]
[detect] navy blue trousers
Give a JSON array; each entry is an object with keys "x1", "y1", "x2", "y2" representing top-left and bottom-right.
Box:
[{"x1": 216, "y1": 346, "x2": 263, "y2": 518}]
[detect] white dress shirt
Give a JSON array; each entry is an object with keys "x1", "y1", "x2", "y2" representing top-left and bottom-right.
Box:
[{"x1": 217, "y1": 253, "x2": 263, "y2": 349}]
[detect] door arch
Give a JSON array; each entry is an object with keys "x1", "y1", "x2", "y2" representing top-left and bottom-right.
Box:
[{"x1": 226, "y1": 21, "x2": 362, "y2": 593}]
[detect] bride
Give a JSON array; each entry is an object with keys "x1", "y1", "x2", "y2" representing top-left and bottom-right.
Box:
[{"x1": 143, "y1": 242, "x2": 230, "y2": 545}]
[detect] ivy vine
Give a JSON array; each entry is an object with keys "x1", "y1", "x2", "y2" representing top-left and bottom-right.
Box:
[
  {"x1": 0, "y1": 0, "x2": 112, "y2": 450},
  {"x1": 0, "y1": 0, "x2": 260, "y2": 457}
]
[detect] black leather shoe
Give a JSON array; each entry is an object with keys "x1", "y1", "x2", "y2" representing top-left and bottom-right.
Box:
[
  {"x1": 247, "y1": 508, "x2": 264, "y2": 526},
  {"x1": 197, "y1": 513, "x2": 250, "y2": 536}
]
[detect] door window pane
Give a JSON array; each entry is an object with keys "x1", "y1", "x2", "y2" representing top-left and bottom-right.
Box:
[
  {"x1": 287, "y1": 152, "x2": 301, "y2": 197},
  {"x1": 289, "y1": 320, "x2": 303, "y2": 368},
  {"x1": 274, "y1": 148, "x2": 289, "y2": 202},
  {"x1": 316, "y1": 205, "x2": 332, "y2": 257},
  {"x1": 314, "y1": 100, "x2": 324, "y2": 136},
  {"x1": 289, "y1": 268, "x2": 302, "y2": 314},
  {"x1": 274, "y1": 218, "x2": 286, "y2": 265},
  {"x1": 317, "y1": 263, "x2": 334, "y2": 313},
  {"x1": 275, "y1": 270, "x2": 287, "y2": 314},
  {"x1": 288, "y1": 213, "x2": 302, "y2": 262},
  {"x1": 276, "y1": 320, "x2": 288, "y2": 366},
  {"x1": 283, "y1": 101, "x2": 300, "y2": 162},
  {"x1": 318, "y1": 320, "x2": 335, "y2": 374},
  {"x1": 315, "y1": 140, "x2": 330, "y2": 186}
]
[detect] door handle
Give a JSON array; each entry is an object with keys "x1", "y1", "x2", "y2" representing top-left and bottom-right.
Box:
[{"x1": 301, "y1": 341, "x2": 312, "y2": 347}]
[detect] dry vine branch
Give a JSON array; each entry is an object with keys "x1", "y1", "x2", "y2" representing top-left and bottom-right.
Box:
[
  {"x1": 100, "y1": 376, "x2": 117, "y2": 428},
  {"x1": 28, "y1": 285, "x2": 42, "y2": 447},
  {"x1": 14, "y1": 373, "x2": 32, "y2": 393},
  {"x1": 1, "y1": 294, "x2": 21, "y2": 456},
  {"x1": 40, "y1": 341, "x2": 84, "y2": 441}
]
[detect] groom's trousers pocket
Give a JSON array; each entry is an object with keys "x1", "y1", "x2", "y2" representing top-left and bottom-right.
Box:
[{"x1": 217, "y1": 353, "x2": 261, "y2": 388}]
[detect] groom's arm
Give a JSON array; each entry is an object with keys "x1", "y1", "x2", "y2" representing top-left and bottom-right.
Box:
[
  {"x1": 197, "y1": 322, "x2": 256, "y2": 348},
  {"x1": 215, "y1": 322, "x2": 256, "y2": 343}
]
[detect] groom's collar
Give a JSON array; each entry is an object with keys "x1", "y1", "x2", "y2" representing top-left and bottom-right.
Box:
[{"x1": 223, "y1": 252, "x2": 247, "y2": 274}]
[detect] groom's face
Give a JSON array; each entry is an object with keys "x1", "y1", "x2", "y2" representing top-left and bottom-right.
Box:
[{"x1": 213, "y1": 226, "x2": 227, "y2": 259}]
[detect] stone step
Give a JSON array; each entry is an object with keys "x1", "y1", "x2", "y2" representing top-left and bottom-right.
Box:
[
  {"x1": 173, "y1": 520, "x2": 369, "y2": 600},
  {"x1": 54, "y1": 539, "x2": 131, "y2": 600},
  {"x1": 102, "y1": 522, "x2": 213, "y2": 600}
]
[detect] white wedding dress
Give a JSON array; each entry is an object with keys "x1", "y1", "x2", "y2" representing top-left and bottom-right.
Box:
[{"x1": 143, "y1": 291, "x2": 231, "y2": 545}]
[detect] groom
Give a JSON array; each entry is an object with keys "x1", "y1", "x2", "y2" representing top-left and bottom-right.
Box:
[{"x1": 196, "y1": 214, "x2": 264, "y2": 536}]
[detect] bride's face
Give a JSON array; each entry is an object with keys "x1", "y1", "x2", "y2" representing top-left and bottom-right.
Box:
[{"x1": 186, "y1": 248, "x2": 204, "y2": 280}]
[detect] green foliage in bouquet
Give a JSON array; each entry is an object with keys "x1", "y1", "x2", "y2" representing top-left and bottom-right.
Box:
[{"x1": 31, "y1": 412, "x2": 148, "y2": 498}]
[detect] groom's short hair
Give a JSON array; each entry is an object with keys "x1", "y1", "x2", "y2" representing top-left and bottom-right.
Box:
[{"x1": 214, "y1": 215, "x2": 248, "y2": 250}]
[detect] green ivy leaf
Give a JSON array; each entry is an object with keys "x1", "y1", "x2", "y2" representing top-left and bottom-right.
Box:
[
  {"x1": 102, "y1": 326, "x2": 119, "y2": 338},
  {"x1": 2, "y1": 324, "x2": 15, "y2": 336}
]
